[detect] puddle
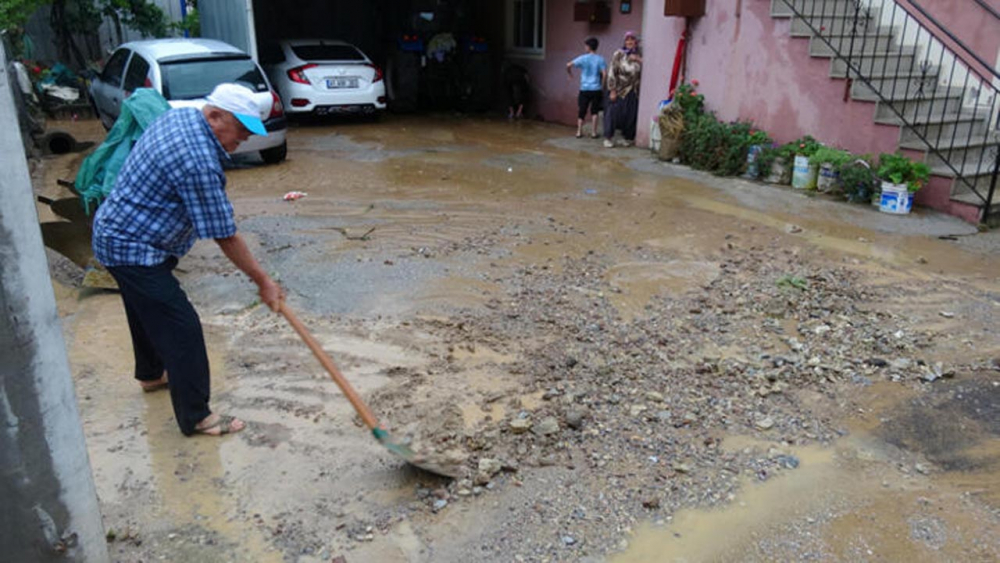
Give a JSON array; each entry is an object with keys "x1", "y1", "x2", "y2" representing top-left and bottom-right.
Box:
[
  {"x1": 617, "y1": 375, "x2": 1000, "y2": 562},
  {"x1": 606, "y1": 260, "x2": 721, "y2": 318}
]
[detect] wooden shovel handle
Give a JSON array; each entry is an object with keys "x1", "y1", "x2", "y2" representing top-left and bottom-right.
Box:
[{"x1": 278, "y1": 302, "x2": 380, "y2": 430}]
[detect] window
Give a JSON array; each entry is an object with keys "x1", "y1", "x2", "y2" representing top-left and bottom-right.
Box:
[
  {"x1": 507, "y1": 0, "x2": 545, "y2": 58},
  {"x1": 123, "y1": 55, "x2": 151, "y2": 92},
  {"x1": 258, "y1": 41, "x2": 286, "y2": 65},
  {"x1": 161, "y1": 57, "x2": 269, "y2": 100},
  {"x1": 291, "y1": 44, "x2": 364, "y2": 62},
  {"x1": 101, "y1": 49, "x2": 131, "y2": 87}
]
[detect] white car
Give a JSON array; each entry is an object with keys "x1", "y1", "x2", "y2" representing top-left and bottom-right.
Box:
[
  {"x1": 260, "y1": 39, "x2": 386, "y2": 117},
  {"x1": 89, "y1": 38, "x2": 288, "y2": 163}
]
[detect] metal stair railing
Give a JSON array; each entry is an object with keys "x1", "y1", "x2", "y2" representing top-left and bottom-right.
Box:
[{"x1": 778, "y1": 0, "x2": 999, "y2": 221}]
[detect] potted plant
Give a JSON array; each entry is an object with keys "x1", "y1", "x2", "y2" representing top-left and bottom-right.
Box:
[
  {"x1": 758, "y1": 142, "x2": 796, "y2": 184},
  {"x1": 876, "y1": 153, "x2": 931, "y2": 215},
  {"x1": 809, "y1": 147, "x2": 852, "y2": 193},
  {"x1": 791, "y1": 135, "x2": 822, "y2": 189},
  {"x1": 743, "y1": 128, "x2": 772, "y2": 179},
  {"x1": 837, "y1": 156, "x2": 878, "y2": 203}
]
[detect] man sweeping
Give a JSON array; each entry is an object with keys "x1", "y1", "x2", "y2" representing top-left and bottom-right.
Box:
[{"x1": 92, "y1": 83, "x2": 283, "y2": 437}]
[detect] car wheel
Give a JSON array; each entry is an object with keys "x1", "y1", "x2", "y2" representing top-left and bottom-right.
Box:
[{"x1": 260, "y1": 141, "x2": 287, "y2": 164}]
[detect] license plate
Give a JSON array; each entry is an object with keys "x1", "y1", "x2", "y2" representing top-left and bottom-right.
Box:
[{"x1": 325, "y1": 77, "x2": 358, "y2": 89}]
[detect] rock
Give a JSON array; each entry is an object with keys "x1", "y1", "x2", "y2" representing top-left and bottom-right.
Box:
[
  {"x1": 510, "y1": 418, "x2": 533, "y2": 434},
  {"x1": 645, "y1": 391, "x2": 664, "y2": 403},
  {"x1": 785, "y1": 224, "x2": 803, "y2": 234},
  {"x1": 866, "y1": 358, "x2": 888, "y2": 368},
  {"x1": 565, "y1": 409, "x2": 586, "y2": 429},
  {"x1": 775, "y1": 455, "x2": 800, "y2": 469},
  {"x1": 655, "y1": 410, "x2": 672, "y2": 422},
  {"x1": 642, "y1": 497, "x2": 661, "y2": 509},
  {"x1": 756, "y1": 417, "x2": 775, "y2": 430},
  {"x1": 478, "y1": 458, "x2": 502, "y2": 477},
  {"x1": 629, "y1": 404, "x2": 648, "y2": 417},
  {"x1": 561, "y1": 536, "x2": 577, "y2": 546},
  {"x1": 473, "y1": 472, "x2": 492, "y2": 486},
  {"x1": 915, "y1": 463, "x2": 930, "y2": 475},
  {"x1": 672, "y1": 462, "x2": 693, "y2": 474},
  {"x1": 532, "y1": 417, "x2": 560, "y2": 436},
  {"x1": 939, "y1": 311, "x2": 955, "y2": 318},
  {"x1": 890, "y1": 358, "x2": 912, "y2": 370},
  {"x1": 432, "y1": 499, "x2": 448, "y2": 512},
  {"x1": 814, "y1": 325, "x2": 831, "y2": 336},
  {"x1": 538, "y1": 455, "x2": 558, "y2": 466}
]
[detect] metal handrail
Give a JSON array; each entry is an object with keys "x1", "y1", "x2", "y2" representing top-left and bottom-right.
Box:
[
  {"x1": 902, "y1": 0, "x2": 1000, "y2": 82},
  {"x1": 778, "y1": 0, "x2": 998, "y2": 222},
  {"x1": 972, "y1": 0, "x2": 1000, "y2": 22}
]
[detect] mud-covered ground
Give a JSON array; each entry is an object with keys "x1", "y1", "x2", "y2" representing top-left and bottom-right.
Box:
[{"x1": 35, "y1": 115, "x2": 1000, "y2": 562}]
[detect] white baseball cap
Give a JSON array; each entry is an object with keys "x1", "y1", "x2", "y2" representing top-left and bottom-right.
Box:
[{"x1": 205, "y1": 83, "x2": 268, "y2": 136}]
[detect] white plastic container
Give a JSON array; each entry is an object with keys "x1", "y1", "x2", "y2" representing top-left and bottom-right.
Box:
[
  {"x1": 817, "y1": 163, "x2": 838, "y2": 192},
  {"x1": 791, "y1": 155, "x2": 818, "y2": 189},
  {"x1": 879, "y1": 181, "x2": 913, "y2": 214}
]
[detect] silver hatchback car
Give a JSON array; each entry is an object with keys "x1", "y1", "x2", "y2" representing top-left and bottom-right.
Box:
[
  {"x1": 260, "y1": 39, "x2": 386, "y2": 117},
  {"x1": 88, "y1": 38, "x2": 288, "y2": 163}
]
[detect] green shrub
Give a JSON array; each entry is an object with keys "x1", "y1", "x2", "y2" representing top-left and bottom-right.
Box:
[
  {"x1": 877, "y1": 152, "x2": 932, "y2": 192},
  {"x1": 672, "y1": 83, "x2": 705, "y2": 122},
  {"x1": 791, "y1": 135, "x2": 822, "y2": 157},
  {"x1": 809, "y1": 146, "x2": 852, "y2": 167},
  {"x1": 679, "y1": 115, "x2": 767, "y2": 176},
  {"x1": 755, "y1": 142, "x2": 797, "y2": 179},
  {"x1": 838, "y1": 156, "x2": 878, "y2": 203}
]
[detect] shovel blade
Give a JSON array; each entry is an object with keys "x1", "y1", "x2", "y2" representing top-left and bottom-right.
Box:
[{"x1": 372, "y1": 428, "x2": 463, "y2": 479}]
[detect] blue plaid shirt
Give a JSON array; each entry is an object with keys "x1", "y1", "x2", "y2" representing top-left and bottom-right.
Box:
[{"x1": 92, "y1": 108, "x2": 237, "y2": 267}]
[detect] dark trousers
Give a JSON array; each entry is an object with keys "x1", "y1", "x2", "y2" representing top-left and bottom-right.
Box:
[
  {"x1": 107, "y1": 257, "x2": 211, "y2": 435},
  {"x1": 604, "y1": 90, "x2": 639, "y2": 141}
]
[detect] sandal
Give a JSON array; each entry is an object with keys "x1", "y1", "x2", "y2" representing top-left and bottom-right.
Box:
[
  {"x1": 140, "y1": 374, "x2": 169, "y2": 393},
  {"x1": 575, "y1": 132, "x2": 583, "y2": 138},
  {"x1": 194, "y1": 414, "x2": 245, "y2": 436}
]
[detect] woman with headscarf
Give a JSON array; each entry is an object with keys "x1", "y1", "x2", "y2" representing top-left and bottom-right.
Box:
[{"x1": 603, "y1": 31, "x2": 642, "y2": 148}]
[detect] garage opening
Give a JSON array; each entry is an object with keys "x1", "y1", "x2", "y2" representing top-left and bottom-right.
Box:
[{"x1": 245, "y1": 0, "x2": 506, "y2": 114}]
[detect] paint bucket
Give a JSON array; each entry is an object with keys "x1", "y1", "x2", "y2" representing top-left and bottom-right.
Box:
[
  {"x1": 879, "y1": 181, "x2": 913, "y2": 214},
  {"x1": 744, "y1": 145, "x2": 763, "y2": 179},
  {"x1": 791, "y1": 155, "x2": 818, "y2": 189},
  {"x1": 817, "y1": 163, "x2": 838, "y2": 193},
  {"x1": 765, "y1": 157, "x2": 790, "y2": 184}
]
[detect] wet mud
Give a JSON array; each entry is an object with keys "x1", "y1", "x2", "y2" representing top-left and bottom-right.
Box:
[{"x1": 35, "y1": 115, "x2": 1000, "y2": 562}]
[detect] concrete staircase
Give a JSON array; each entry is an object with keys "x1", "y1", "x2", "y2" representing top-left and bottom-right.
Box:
[{"x1": 771, "y1": 0, "x2": 999, "y2": 223}]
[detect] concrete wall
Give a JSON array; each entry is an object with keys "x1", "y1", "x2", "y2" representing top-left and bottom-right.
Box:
[
  {"x1": 509, "y1": 0, "x2": 645, "y2": 124},
  {"x1": 0, "y1": 47, "x2": 109, "y2": 563}
]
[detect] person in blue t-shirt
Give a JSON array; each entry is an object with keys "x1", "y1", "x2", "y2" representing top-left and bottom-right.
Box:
[{"x1": 566, "y1": 37, "x2": 607, "y2": 138}]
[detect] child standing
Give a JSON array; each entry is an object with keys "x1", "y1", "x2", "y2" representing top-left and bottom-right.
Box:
[{"x1": 566, "y1": 37, "x2": 606, "y2": 138}]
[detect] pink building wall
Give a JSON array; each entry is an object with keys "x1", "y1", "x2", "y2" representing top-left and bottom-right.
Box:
[
  {"x1": 633, "y1": 0, "x2": 1000, "y2": 151},
  {"x1": 637, "y1": 0, "x2": 903, "y2": 152},
  {"x1": 510, "y1": 0, "x2": 645, "y2": 125},
  {"x1": 909, "y1": 0, "x2": 1000, "y2": 76}
]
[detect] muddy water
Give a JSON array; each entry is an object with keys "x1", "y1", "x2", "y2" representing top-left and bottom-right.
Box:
[
  {"x1": 39, "y1": 115, "x2": 1000, "y2": 562},
  {"x1": 617, "y1": 377, "x2": 1000, "y2": 562}
]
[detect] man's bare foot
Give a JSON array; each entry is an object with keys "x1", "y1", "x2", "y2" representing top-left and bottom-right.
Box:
[
  {"x1": 194, "y1": 413, "x2": 245, "y2": 436},
  {"x1": 140, "y1": 372, "x2": 169, "y2": 393}
]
